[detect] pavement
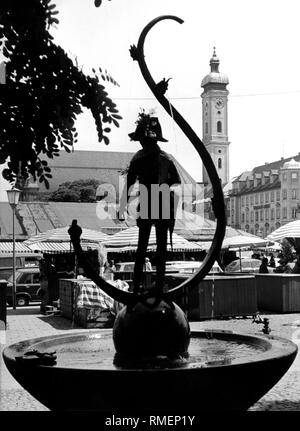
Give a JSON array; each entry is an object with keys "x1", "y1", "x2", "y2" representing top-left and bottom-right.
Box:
[{"x1": 1, "y1": 305, "x2": 300, "y2": 411}]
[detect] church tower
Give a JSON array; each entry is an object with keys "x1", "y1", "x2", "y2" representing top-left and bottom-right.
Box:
[{"x1": 201, "y1": 48, "x2": 230, "y2": 185}]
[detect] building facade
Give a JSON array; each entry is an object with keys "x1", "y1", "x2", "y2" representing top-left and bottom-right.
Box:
[{"x1": 228, "y1": 156, "x2": 300, "y2": 237}]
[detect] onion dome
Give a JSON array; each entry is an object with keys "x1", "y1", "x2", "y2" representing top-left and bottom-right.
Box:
[{"x1": 201, "y1": 47, "x2": 229, "y2": 87}]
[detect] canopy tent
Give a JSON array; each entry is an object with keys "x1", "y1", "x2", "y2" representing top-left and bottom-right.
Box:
[
  {"x1": 267, "y1": 220, "x2": 300, "y2": 256},
  {"x1": 0, "y1": 241, "x2": 35, "y2": 254},
  {"x1": 25, "y1": 226, "x2": 109, "y2": 245},
  {"x1": 173, "y1": 210, "x2": 218, "y2": 241},
  {"x1": 103, "y1": 226, "x2": 202, "y2": 252},
  {"x1": 197, "y1": 227, "x2": 263, "y2": 250},
  {"x1": 0, "y1": 241, "x2": 42, "y2": 259},
  {"x1": 25, "y1": 241, "x2": 105, "y2": 253},
  {"x1": 221, "y1": 234, "x2": 269, "y2": 271},
  {"x1": 256, "y1": 242, "x2": 282, "y2": 252},
  {"x1": 221, "y1": 234, "x2": 269, "y2": 250}
]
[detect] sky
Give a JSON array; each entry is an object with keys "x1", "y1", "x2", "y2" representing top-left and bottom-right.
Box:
[{"x1": 1, "y1": 0, "x2": 300, "y2": 199}]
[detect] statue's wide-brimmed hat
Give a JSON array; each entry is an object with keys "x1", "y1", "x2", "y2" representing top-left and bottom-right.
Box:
[{"x1": 129, "y1": 116, "x2": 168, "y2": 142}]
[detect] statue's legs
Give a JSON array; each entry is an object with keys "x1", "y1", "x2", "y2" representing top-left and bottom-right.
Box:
[
  {"x1": 133, "y1": 220, "x2": 152, "y2": 294},
  {"x1": 154, "y1": 221, "x2": 169, "y2": 295}
]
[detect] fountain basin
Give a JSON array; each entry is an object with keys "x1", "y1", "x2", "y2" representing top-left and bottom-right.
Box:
[{"x1": 2, "y1": 329, "x2": 297, "y2": 411}]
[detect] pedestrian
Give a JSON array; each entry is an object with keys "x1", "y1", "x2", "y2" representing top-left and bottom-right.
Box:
[
  {"x1": 144, "y1": 257, "x2": 152, "y2": 271},
  {"x1": 118, "y1": 111, "x2": 181, "y2": 294},
  {"x1": 259, "y1": 257, "x2": 269, "y2": 273},
  {"x1": 104, "y1": 260, "x2": 116, "y2": 274},
  {"x1": 269, "y1": 253, "x2": 275, "y2": 268}
]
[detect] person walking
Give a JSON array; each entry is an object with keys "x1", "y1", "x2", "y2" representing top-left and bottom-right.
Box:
[
  {"x1": 144, "y1": 257, "x2": 152, "y2": 271},
  {"x1": 259, "y1": 257, "x2": 269, "y2": 274}
]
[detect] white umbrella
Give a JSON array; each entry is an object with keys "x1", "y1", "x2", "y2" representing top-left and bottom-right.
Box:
[
  {"x1": 103, "y1": 226, "x2": 202, "y2": 252},
  {"x1": 267, "y1": 220, "x2": 300, "y2": 242},
  {"x1": 222, "y1": 234, "x2": 269, "y2": 249},
  {"x1": 221, "y1": 234, "x2": 269, "y2": 272},
  {"x1": 25, "y1": 226, "x2": 109, "y2": 244}
]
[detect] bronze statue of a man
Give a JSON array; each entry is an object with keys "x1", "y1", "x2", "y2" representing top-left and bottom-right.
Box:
[{"x1": 119, "y1": 111, "x2": 181, "y2": 296}]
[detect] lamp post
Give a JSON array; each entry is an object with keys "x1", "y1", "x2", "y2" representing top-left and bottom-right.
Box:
[{"x1": 7, "y1": 187, "x2": 21, "y2": 310}]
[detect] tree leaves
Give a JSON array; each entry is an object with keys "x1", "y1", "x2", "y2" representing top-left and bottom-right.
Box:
[{"x1": 0, "y1": 0, "x2": 121, "y2": 189}]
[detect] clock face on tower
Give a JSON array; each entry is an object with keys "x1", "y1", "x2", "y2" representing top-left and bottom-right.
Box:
[{"x1": 215, "y1": 98, "x2": 224, "y2": 109}]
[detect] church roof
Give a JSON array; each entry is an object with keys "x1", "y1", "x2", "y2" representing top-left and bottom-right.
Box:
[{"x1": 40, "y1": 150, "x2": 198, "y2": 194}]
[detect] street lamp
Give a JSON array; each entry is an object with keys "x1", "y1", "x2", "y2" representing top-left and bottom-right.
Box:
[{"x1": 7, "y1": 187, "x2": 21, "y2": 310}]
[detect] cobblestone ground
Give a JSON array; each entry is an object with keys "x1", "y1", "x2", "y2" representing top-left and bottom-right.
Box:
[{"x1": 1, "y1": 306, "x2": 300, "y2": 411}]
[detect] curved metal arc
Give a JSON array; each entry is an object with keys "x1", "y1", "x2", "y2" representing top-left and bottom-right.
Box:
[{"x1": 133, "y1": 15, "x2": 227, "y2": 302}]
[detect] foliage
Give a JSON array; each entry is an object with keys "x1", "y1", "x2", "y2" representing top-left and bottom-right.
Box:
[
  {"x1": 0, "y1": 0, "x2": 121, "y2": 189},
  {"x1": 49, "y1": 178, "x2": 101, "y2": 202}
]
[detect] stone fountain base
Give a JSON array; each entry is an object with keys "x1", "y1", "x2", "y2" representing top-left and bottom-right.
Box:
[{"x1": 2, "y1": 329, "x2": 297, "y2": 411}]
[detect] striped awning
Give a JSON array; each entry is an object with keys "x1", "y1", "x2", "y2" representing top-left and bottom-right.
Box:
[
  {"x1": 0, "y1": 241, "x2": 35, "y2": 254},
  {"x1": 25, "y1": 226, "x2": 109, "y2": 244},
  {"x1": 267, "y1": 220, "x2": 300, "y2": 242},
  {"x1": 26, "y1": 241, "x2": 104, "y2": 254}
]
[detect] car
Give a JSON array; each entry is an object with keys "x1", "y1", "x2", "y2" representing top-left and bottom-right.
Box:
[
  {"x1": 165, "y1": 260, "x2": 223, "y2": 274},
  {"x1": 0, "y1": 253, "x2": 42, "y2": 281},
  {"x1": 6, "y1": 267, "x2": 42, "y2": 307},
  {"x1": 225, "y1": 258, "x2": 261, "y2": 273},
  {"x1": 115, "y1": 262, "x2": 136, "y2": 272}
]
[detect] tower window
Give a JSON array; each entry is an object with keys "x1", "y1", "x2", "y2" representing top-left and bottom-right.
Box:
[
  {"x1": 217, "y1": 121, "x2": 222, "y2": 133},
  {"x1": 205, "y1": 122, "x2": 208, "y2": 134},
  {"x1": 218, "y1": 158, "x2": 222, "y2": 169},
  {"x1": 218, "y1": 150, "x2": 222, "y2": 153}
]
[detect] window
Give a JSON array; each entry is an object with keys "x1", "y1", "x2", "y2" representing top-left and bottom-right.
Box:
[
  {"x1": 292, "y1": 172, "x2": 298, "y2": 181},
  {"x1": 276, "y1": 190, "x2": 280, "y2": 201},
  {"x1": 271, "y1": 191, "x2": 274, "y2": 202},
  {"x1": 217, "y1": 121, "x2": 222, "y2": 133},
  {"x1": 205, "y1": 123, "x2": 208, "y2": 134},
  {"x1": 265, "y1": 208, "x2": 269, "y2": 220},
  {"x1": 241, "y1": 197, "x2": 244, "y2": 207},
  {"x1": 283, "y1": 207, "x2": 287, "y2": 219},
  {"x1": 250, "y1": 195, "x2": 254, "y2": 205},
  {"x1": 255, "y1": 194, "x2": 258, "y2": 204},
  {"x1": 260, "y1": 193, "x2": 264, "y2": 204},
  {"x1": 260, "y1": 209, "x2": 264, "y2": 221},
  {"x1": 276, "y1": 208, "x2": 280, "y2": 219},
  {"x1": 282, "y1": 189, "x2": 287, "y2": 200},
  {"x1": 250, "y1": 211, "x2": 254, "y2": 222},
  {"x1": 246, "y1": 196, "x2": 249, "y2": 205},
  {"x1": 282, "y1": 172, "x2": 287, "y2": 181},
  {"x1": 292, "y1": 189, "x2": 297, "y2": 200},
  {"x1": 32, "y1": 273, "x2": 40, "y2": 283},
  {"x1": 271, "y1": 208, "x2": 274, "y2": 220},
  {"x1": 292, "y1": 208, "x2": 298, "y2": 219},
  {"x1": 255, "y1": 211, "x2": 259, "y2": 222},
  {"x1": 265, "y1": 192, "x2": 269, "y2": 203},
  {"x1": 218, "y1": 158, "x2": 222, "y2": 169},
  {"x1": 20, "y1": 273, "x2": 32, "y2": 284},
  {"x1": 242, "y1": 213, "x2": 245, "y2": 223}
]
